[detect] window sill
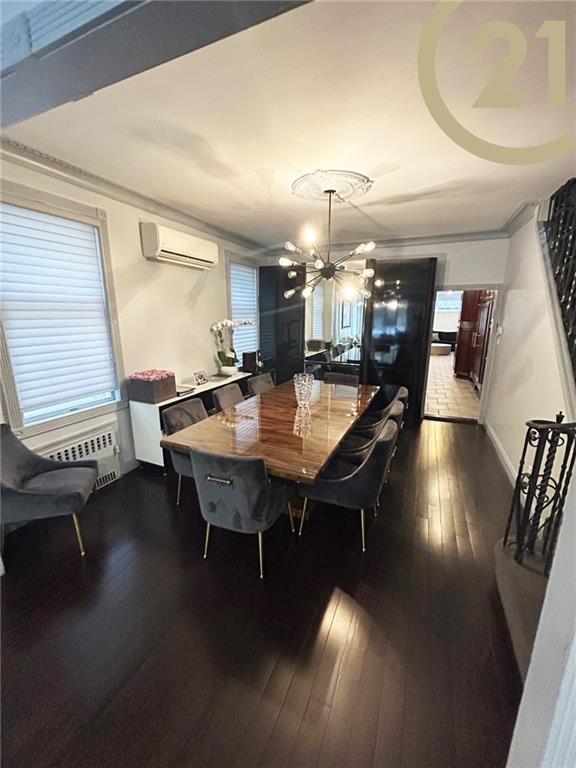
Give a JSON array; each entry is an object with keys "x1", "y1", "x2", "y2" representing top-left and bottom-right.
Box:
[{"x1": 13, "y1": 400, "x2": 128, "y2": 440}]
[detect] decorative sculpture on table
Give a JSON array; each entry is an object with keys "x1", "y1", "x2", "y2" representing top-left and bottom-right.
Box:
[{"x1": 210, "y1": 319, "x2": 252, "y2": 376}]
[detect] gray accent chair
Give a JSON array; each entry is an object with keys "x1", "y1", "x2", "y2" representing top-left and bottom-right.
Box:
[
  {"x1": 213, "y1": 382, "x2": 244, "y2": 412},
  {"x1": 189, "y1": 448, "x2": 294, "y2": 578},
  {"x1": 298, "y1": 420, "x2": 399, "y2": 551},
  {"x1": 247, "y1": 373, "x2": 275, "y2": 397},
  {"x1": 161, "y1": 399, "x2": 208, "y2": 506},
  {"x1": 0, "y1": 423, "x2": 97, "y2": 557},
  {"x1": 323, "y1": 372, "x2": 359, "y2": 386}
]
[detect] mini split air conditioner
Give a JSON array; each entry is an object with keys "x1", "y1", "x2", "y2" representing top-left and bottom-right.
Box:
[{"x1": 140, "y1": 222, "x2": 219, "y2": 270}]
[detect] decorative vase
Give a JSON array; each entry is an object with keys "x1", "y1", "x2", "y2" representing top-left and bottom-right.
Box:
[{"x1": 220, "y1": 365, "x2": 238, "y2": 377}]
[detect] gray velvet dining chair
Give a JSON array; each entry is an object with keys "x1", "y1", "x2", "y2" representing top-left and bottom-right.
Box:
[
  {"x1": 298, "y1": 420, "x2": 399, "y2": 551},
  {"x1": 189, "y1": 447, "x2": 295, "y2": 578},
  {"x1": 213, "y1": 382, "x2": 244, "y2": 412},
  {"x1": 323, "y1": 372, "x2": 360, "y2": 386},
  {"x1": 247, "y1": 373, "x2": 275, "y2": 396},
  {"x1": 161, "y1": 399, "x2": 208, "y2": 506},
  {"x1": 0, "y1": 423, "x2": 98, "y2": 558}
]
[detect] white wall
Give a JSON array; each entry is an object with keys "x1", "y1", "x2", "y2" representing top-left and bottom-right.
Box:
[
  {"x1": 369, "y1": 237, "x2": 509, "y2": 288},
  {"x1": 506, "y1": 476, "x2": 576, "y2": 768},
  {"x1": 484, "y1": 216, "x2": 573, "y2": 480},
  {"x1": 1, "y1": 159, "x2": 256, "y2": 471}
]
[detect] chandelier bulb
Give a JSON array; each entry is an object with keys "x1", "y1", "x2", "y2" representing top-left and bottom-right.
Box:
[
  {"x1": 302, "y1": 285, "x2": 314, "y2": 298},
  {"x1": 279, "y1": 256, "x2": 294, "y2": 267},
  {"x1": 314, "y1": 259, "x2": 324, "y2": 270},
  {"x1": 353, "y1": 242, "x2": 367, "y2": 255},
  {"x1": 287, "y1": 270, "x2": 297, "y2": 279},
  {"x1": 364, "y1": 241, "x2": 376, "y2": 253},
  {"x1": 359, "y1": 288, "x2": 372, "y2": 299},
  {"x1": 361, "y1": 268, "x2": 375, "y2": 278},
  {"x1": 284, "y1": 288, "x2": 296, "y2": 299},
  {"x1": 284, "y1": 241, "x2": 300, "y2": 253}
]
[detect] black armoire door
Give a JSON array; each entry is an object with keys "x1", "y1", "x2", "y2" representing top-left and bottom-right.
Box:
[
  {"x1": 259, "y1": 265, "x2": 306, "y2": 384},
  {"x1": 360, "y1": 258, "x2": 436, "y2": 427}
]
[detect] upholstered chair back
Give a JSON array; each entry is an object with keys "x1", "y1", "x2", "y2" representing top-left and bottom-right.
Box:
[
  {"x1": 248, "y1": 373, "x2": 274, "y2": 396},
  {"x1": 190, "y1": 449, "x2": 287, "y2": 534},
  {"x1": 213, "y1": 383, "x2": 243, "y2": 412}
]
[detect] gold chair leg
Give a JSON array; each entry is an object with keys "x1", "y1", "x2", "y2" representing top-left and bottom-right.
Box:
[
  {"x1": 203, "y1": 523, "x2": 211, "y2": 559},
  {"x1": 176, "y1": 474, "x2": 182, "y2": 507},
  {"x1": 72, "y1": 514, "x2": 85, "y2": 557},
  {"x1": 258, "y1": 531, "x2": 264, "y2": 579},
  {"x1": 287, "y1": 503, "x2": 295, "y2": 534},
  {"x1": 298, "y1": 498, "x2": 308, "y2": 537},
  {"x1": 360, "y1": 508, "x2": 366, "y2": 553}
]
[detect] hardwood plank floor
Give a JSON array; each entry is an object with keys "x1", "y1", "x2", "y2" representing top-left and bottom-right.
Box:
[{"x1": 1, "y1": 421, "x2": 522, "y2": 768}]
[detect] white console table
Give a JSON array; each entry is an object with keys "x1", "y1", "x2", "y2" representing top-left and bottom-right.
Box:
[{"x1": 129, "y1": 372, "x2": 251, "y2": 467}]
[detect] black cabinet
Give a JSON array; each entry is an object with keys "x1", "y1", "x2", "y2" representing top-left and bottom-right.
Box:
[
  {"x1": 361, "y1": 258, "x2": 436, "y2": 427},
  {"x1": 259, "y1": 266, "x2": 306, "y2": 384}
]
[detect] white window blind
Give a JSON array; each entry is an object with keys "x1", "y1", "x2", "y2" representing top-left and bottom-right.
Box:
[
  {"x1": 229, "y1": 261, "x2": 258, "y2": 356},
  {"x1": 0, "y1": 202, "x2": 119, "y2": 426},
  {"x1": 312, "y1": 283, "x2": 325, "y2": 338}
]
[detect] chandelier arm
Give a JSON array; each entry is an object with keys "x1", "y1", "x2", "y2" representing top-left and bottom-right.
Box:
[{"x1": 333, "y1": 250, "x2": 362, "y2": 267}]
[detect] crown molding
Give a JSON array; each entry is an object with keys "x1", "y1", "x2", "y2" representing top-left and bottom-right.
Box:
[
  {"x1": 0, "y1": 137, "x2": 264, "y2": 251},
  {"x1": 503, "y1": 201, "x2": 540, "y2": 235}
]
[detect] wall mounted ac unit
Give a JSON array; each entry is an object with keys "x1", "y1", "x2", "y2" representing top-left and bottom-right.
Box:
[{"x1": 140, "y1": 222, "x2": 219, "y2": 270}]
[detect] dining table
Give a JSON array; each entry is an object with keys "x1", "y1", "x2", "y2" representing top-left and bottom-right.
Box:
[{"x1": 160, "y1": 379, "x2": 379, "y2": 485}]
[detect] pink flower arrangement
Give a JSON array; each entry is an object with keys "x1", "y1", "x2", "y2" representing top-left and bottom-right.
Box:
[{"x1": 129, "y1": 369, "x2": 174, "y2": 381}]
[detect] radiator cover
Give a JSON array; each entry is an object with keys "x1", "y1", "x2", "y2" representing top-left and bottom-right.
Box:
[{"x1": 39, "y1": 426, "x2": 121, "y2": 489}]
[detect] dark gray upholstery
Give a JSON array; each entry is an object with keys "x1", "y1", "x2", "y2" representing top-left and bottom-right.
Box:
[
  {"x1": 162, "y1": 399, "x2": 208, "y2": 435},
  {"x1": 323, "y1": 372, "x2": 360, "y2": 386},
  {"x1": 389, "y1": 400, "x2": 405, "y2": 427},
  {"x1": 190, "y1": 448, "x2": 288, "y2": 534},
  {"x1": 213, "y1": 383, "x2": 243, "y2": 412},
  {"x1": 0, "y1": 423, "x2": 97, "y2": 526},
  {"x1": 300, "y1": 420, "x2": 398, "y2": 510},
  {"x1": 248, "y1": 373, "x2": 274, "y2": 396},
  {"x1": 161, "y1": 399, "x2": 208, "y2": 479}
]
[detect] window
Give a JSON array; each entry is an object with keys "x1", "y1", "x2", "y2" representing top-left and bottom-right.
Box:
[
  {"x1": 0, "y1": 202, "x2": 119, "y2": 427},
  {"x1": 312, "y1": 283, "x2": 325, "y2": 338},
  {"x1": 435, "y1": 290, "x2": 463, "y2": 312},
  {"x1": 229, "y1": 261, "x2": 259, "y2": 356}
]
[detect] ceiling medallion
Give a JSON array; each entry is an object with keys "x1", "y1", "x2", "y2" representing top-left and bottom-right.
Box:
[
  {"x1": 280, "y1": 188, "x2": 375, "y2": 301},
  {"x1": 291, "y1": 169, "x2": 373, "y2": 202}
]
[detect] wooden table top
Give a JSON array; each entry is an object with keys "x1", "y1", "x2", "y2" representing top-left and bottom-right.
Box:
[{"x1": 160, "y1": 380, "x2": 379, "y2": 484}]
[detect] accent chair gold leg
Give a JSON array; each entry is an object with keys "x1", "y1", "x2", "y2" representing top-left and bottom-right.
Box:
[
  {"x1": 258, "y1": 531, "x2": 264, "y2": 579},
  {"x1": 298, "y1": 498, "x2": 308, "y2": 537},
  {"x1": 176, "y1": 474, "x2": 182, "y2": 506},
  {"x1": 287, "y1": 503, "x2": 295, "y2": 534},
  {"x1": 360, "y1": 508, "x2": 366, "y2": 553},
  {"x1": 72, "y1": 514, "x2": 85, "y2": 557},
  {"x1": 203, "y1": 523, "x2": 211, "y2": 559}
]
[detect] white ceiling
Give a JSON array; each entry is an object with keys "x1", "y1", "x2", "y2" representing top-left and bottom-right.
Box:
[{"x1": 4, "y1": 1, "x2": 575, "y2": 247}]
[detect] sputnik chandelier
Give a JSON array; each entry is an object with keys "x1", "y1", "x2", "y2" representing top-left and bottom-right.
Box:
[{"x1": 279, "y1": 171, "x2": 376, "y2": 300}]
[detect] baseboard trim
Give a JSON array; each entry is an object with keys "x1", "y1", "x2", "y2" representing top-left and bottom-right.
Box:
[{"x1": 485, "y1": 421, "x2": 516, "y2": 487}]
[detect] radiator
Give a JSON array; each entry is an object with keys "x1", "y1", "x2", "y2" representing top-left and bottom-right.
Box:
[{"x1": 39, "y1": 426, "x2": 121, "y2": 489}]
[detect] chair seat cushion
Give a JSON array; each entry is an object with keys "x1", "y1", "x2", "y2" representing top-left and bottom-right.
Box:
[{"x1": 24, "y1": 467, "x2": 97, "y2": 505}]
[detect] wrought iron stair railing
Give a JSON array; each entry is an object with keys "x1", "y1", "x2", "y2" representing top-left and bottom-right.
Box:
[{"x1": 541, "y1": 178, "x2": 576, "y2": 378}]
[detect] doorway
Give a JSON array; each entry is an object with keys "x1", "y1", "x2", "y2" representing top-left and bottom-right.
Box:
[{"x1": 425, "y1": 289, "x2": 497, "y2": 422}]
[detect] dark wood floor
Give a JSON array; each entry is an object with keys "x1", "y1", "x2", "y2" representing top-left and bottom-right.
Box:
[{"x1": 2, "y1": 420, "x2": 521, "y2": 768}]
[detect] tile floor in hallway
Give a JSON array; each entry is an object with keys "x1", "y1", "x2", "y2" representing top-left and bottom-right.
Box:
[{"x1": 425, "y1": 351, "x2": 480, "y2": 420}]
